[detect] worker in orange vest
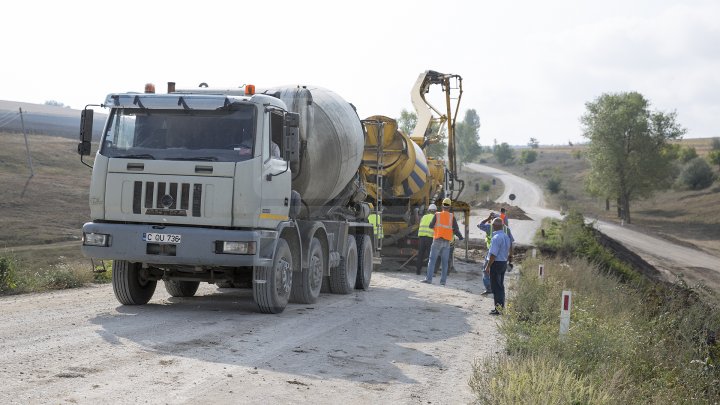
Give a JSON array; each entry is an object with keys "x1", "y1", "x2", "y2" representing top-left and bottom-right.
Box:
[
  {"x1": 500, "y1": 207, "x2": 509, "y2": 226},
  {"x1": 420, "y1": 198, "x2": 464, "y2": 286}
]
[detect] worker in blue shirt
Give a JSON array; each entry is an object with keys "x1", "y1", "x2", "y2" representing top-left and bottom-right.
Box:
[
  {"x1": 477, "y1": 212, "x2": 514, "y2": 295},
  {"x1": 482, "y1": 217, "x2": 513, "y2": 315}
]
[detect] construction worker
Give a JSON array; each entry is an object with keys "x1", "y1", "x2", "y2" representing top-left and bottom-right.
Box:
[
  {"x1": 415, "y1": 204, "x2": 437, "y2": 275},
  {"x1": 367, "y1": 204, "x2": 383, "y2": 240},
  {"x1": 421, "y1": 198, "x2": 464, "y2": 286},
  {"x1": 500, "y1": 207, "x2": 509, "y2": 226},
  {"x1": 484, "y1": 218, "x2": 512, "y2": 315},
  {"x1": 477, "y1": 212, "x2": 514, "y2": 295}
]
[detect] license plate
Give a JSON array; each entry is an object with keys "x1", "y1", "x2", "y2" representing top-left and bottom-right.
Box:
[{"x1": 143, "y1": 232, "x2": 181, "y2": 244}]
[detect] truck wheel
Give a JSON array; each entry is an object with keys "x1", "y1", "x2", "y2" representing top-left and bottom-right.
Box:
[
  {"x1": 253, "y1": 238, "x2": 293, "y2": 314},
  {"x1": 330, "y1": 235, "x2": 357, "y2": 294},
  {"x1": 164, "y1": 280, "x2": 200, "y2": 297},
  {"x1": 290, "y1": 237, "x2": 324, "y2": 304},
  {"x1": 355, "y1": 234, "x2": 373, "y2": 290},
  {"x1": 112, "y1": 260, "x2": 157, "y2": 305}
]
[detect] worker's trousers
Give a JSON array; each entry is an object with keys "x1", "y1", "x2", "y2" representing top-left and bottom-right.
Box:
[
  {"x1": 425, "y1": 238, "x2": 451, "y2": 284},
  {"x1": 415, "y1": 236, "x2": 433, "y2": 274}
]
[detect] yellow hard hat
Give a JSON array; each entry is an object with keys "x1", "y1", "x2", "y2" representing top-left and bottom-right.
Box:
[
  {"x1": 442, "y1": 198, "x2": 452, "y2": 206},
  {"x1": 368, "y1": 203, "x2": 374, "y2": 210}
]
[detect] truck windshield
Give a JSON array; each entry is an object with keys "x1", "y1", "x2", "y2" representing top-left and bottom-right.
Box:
[{"x1": 99, "y1": 104, "x2": 256, "y2": 162}]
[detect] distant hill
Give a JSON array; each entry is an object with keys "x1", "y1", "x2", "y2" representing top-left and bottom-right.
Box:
[{"x1": 0, "y1": 100, "x2": 106, "y2": 140}]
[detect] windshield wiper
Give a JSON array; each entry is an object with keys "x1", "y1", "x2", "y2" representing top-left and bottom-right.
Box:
[
  {"x1": 115, "y1": 153, "x2": 155, "y2": 159},
  {"x1": 166, "y1": 156, "x2": 218, "y2": 161}
]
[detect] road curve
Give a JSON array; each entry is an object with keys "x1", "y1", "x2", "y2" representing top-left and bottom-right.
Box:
[
  {"x1": 465, "y1": 163, "x2": 720, "y2": 285},
  {"x1": 465, "y1": 163, "x2": 561, "y2": 246}
]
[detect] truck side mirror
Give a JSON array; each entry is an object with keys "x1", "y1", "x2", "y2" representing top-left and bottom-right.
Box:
[
  {"x1": 283, "y1": 112, "x2": 300, "y2": 163},
  {"x1": 77, "y1": 109, "x2": 93, "y2": 156}
]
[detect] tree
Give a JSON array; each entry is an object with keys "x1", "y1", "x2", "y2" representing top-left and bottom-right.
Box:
[
  {"x1": 397, "y1": 109, "x2": 417, "y2": 135},
  {"x1": 455, "y1": 109, "x2": 482, "y2": 166},
  {"x1": 494, "y1": 142, "x2": 514, "y2": 165},
  {"x1": 581, "y1": 92, "x2": 686, "y2": 224},
  {"x1": 528, "y1": 137, "x2": 539, "y2": 149},
  {"x1": 397, "y1": 109, "x2": 446, "y2": 159}
]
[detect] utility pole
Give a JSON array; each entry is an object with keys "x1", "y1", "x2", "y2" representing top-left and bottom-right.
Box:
[{"x1": 19, "y1": 108, "x2": 34, "y2": 177}]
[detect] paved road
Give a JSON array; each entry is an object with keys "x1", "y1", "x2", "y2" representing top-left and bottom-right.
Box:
[{"x1": 465, "y1": 163, "x2": 720, "y2": 287}]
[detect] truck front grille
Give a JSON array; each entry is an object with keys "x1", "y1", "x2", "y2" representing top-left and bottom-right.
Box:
[{"x1": 132, "y1": 181, "x2": 202, "y2": 217}]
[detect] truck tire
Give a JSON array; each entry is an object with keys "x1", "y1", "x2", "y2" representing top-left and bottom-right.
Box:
[
  {"x1": 355, "y1": 234, "x2": 373, "y2": 290},
  {"x1": 330, "y1": 235, "x2": 357, "y2": 294},
  {"x1": 164, "y1": 280, "x2": 200, "y2": 297},
  {"x1": 112, "y1": 260, "x2": 157, "y2": 305},
  {"x1": 253, "y1": 238, "x2": 293, "y2": 314},
  {"x1": 290, "y1": 237, "x2": 324, "y2": 304}
]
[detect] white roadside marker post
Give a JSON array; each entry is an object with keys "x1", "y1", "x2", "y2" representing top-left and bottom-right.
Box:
[
  {"x1": 538, "y1": 264, "x2": 544, "y2": 280},
  {"x1": 560, "y1": 290, "x2": 572, "y2": 336},
  {"x1": 532, "y1": 248, "x2": 537, "y2": 258}
]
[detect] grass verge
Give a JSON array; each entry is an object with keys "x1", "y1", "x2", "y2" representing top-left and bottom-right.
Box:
[
  {"x1": 0, "y1": 246, "x2": 111, "y2": 295},
  {"x1": 471, "y1": 213, "x2": 720, "y2": 404}
]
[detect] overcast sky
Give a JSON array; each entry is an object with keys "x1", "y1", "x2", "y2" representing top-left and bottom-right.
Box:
[{"x1": 2, "y1": 0, "x2": 718, "y2": 145}]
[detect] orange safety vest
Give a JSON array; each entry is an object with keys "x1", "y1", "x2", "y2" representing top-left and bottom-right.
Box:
[{"x1": 433, "y1": 211, "x2": 454, "y2": 241}]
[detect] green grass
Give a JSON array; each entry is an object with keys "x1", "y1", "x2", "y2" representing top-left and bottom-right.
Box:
[{"x1": 471, "y1": 213, "x2": 720, "y2": 404}]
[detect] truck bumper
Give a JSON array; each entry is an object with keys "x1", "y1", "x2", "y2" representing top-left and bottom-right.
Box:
[{"x1": 81, "y1": 222, "x2": 275, "y2": 267}]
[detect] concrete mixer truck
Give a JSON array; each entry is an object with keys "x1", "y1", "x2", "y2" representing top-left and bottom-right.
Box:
[
  {"x1": 78, "y1": 81, "x2": 377, "y2": 314},
  {"x1": 361, "y1": 71, "x2": 470, "y2": 264}
]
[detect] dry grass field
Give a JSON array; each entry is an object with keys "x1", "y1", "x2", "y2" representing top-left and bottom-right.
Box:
[
  {"x1": 0, "y1": 132, "x2": 91, "y2": 273},
  {"x1": 483, "y1": 138, "x2": 720, "y2": 257}
]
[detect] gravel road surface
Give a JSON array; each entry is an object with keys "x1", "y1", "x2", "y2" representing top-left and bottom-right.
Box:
[{"x1": 0, "y1": 262, "x2": 502, "y2": 404}]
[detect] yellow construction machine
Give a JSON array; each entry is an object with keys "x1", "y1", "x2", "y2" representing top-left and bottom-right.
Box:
[{"x1": 361, "y1": 70, "x2": 470, "y2": 264}]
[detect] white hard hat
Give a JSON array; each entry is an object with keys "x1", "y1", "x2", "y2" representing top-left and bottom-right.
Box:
[{"x1": 428, "y1": 204, "x2": 437, "y2": 211}]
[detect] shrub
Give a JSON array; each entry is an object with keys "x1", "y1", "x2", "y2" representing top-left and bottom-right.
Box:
[
  {"x1": 0, "y1": 255, "x2": 18, "y2": 293},
  {"x1": 546, "y1": 177, "x2": 562, "y2": 194},
  {"x1": 679, "y1": 157, "x2": 715, "y2": 190},
  {"x1": 711, "y1": 137, "x2": 720, "y2": 150},
  {"x1": 678, "y1": 146, "x2": 698, "y2": 163},
  {"x1": 39, "y1": 264, "x2": 85, "y2": 289},
  {"x1": 572, "y1": 149, "x2": 583, "y2": 159},
  {"x1": 520, "y1": 149, "x2": 537, "y2": 164},
  {"x1": 708, "y1": 150, "x2": 720, "y2": 171}
]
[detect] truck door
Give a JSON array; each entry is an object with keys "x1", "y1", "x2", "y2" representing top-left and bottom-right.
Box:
[{"x1": 259, "y1": 110, "x2": 291, "y2": 228}]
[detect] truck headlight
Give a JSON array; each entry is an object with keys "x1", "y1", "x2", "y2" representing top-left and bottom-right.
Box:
[
  {"x1": 218, "y1": 241, "x2": 256, "y2": 255},
  {"x1": 83, "y1": 232, "x2": 110, "y2": 247}
]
